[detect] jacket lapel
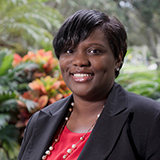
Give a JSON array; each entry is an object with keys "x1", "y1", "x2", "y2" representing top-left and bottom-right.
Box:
[
  {"x1": 27, "y1": 95, "x2": 73, "y2": 160},
  {"x1": 78, "y1": 83, "x2": 130, "y2": 160}
]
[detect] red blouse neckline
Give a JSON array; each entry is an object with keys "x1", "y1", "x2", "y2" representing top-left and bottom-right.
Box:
[{"x1": 47, "y1": 126, "x2": 91, "y2": 160}]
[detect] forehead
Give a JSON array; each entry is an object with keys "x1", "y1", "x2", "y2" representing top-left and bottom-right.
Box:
[{"x1": 76, "y1": 28, "x2": 109, "y2": 47}]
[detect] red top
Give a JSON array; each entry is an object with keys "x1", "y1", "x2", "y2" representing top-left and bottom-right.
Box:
[{"x1": 47, "y1": 126, "x2": 91, "y2": 160}]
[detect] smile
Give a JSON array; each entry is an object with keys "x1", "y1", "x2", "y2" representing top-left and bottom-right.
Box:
[
  {"x1": 73, "y1": 73, "x2": 92, "y2": 78},
  {"x1": 71, "y1": 73, "x2": 94, "y2": 82}
]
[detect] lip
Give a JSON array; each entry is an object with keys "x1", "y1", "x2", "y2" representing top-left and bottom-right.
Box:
[{"x1": 70, "y1": 71, "x2": 94, "y2": 82}]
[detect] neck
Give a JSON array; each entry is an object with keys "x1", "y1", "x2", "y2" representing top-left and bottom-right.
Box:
[
  {"x1": 66, "y1": 95, "x2": 106, "y2": 133},
  {"x1": 72, "y1": 94, "x2": 106, "y2": 116}
]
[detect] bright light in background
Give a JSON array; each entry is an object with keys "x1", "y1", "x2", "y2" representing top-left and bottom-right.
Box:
[{"x1": 119, "y1": 1, "x2": 132, "y2": 8}]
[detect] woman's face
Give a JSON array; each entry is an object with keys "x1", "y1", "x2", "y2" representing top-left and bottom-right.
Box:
[{"x1": 59, "y1": 28, "x2": 122, "y2": 100}]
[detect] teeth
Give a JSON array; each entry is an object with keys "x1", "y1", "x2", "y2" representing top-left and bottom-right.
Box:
[{"x1": 73, "y1": 73, "x2": 92, "y2": 77}]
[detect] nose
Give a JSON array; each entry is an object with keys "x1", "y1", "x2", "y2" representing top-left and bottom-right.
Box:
[{"x1": 72, "y1": 52, "x2": 90, "y2": 67}]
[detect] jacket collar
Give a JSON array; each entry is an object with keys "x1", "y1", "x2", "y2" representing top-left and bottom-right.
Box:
[{"x1": 105, "y1": 82, "x2": 127, "y2": 116}]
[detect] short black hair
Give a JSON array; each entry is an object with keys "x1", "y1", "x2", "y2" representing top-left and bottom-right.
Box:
[{"x1": 53, "y1": 10, "x2": 127, "y2": 77}]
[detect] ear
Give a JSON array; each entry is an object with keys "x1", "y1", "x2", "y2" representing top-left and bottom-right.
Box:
[{"x1": 115, "y1": 51, "x2": 123, "y2": 70}]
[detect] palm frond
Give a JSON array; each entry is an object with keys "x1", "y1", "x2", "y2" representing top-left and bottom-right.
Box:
[
  {"x1": 0, "y1": 99, "x2": 18, "y2": 112},
  {"x1": 0, "y1": 50, "x2": 7, "y2": 66},
  {"x1": 0, "y1": 51, "x2": 13, "y2": 76},
  {"x1": 23, "y1": 13, "x2": 52, "y2": 30},
  {"x1": 0, "y1": 0, "x2": 63, "y2": 52},
  {"x1": 0, "y1": 148, "x2": 8, "y2": 160},
  {"x1": 0, "y1": 125, "x2": 19, "y2": 160},
  {"x1": 116, "y1": 67, "x2": 160, "y2": 100},
  {"x1": 0, "y1": 114, "x2": 10, "y2": 129},
  {"x1": 0, "y1": 89, "x2": 17, "y2": 102}
]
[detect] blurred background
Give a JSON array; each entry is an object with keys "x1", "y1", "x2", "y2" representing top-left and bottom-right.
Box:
[{"x1": 0, "y1": 0, "x2": 160, "y2": 159}]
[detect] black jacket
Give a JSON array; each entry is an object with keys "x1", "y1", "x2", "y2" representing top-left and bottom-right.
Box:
[{"x1": 18, "y1": 83, "x2": 160, "y2": 160}]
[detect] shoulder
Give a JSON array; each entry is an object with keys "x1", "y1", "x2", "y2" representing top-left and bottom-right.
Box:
[
  {"x1": 25, "y1": 95, "x2": 72, "y2": 128},
  {"x1": 114, "y1": 82, "x2": 160, "y2": 120},
  {"x1": 127, "y1": 91, "x2": 160, "y2": 113},
  {"x1": 123, "y1": 88, "x2": 160, "y2": 131},
  {"x1": 114, "y1": 82, "x2": 160, "y2": 113}
]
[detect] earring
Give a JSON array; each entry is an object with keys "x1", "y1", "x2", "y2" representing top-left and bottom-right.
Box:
[{"x1": 116, "y1": 68, "x2": 120, "y2": 71}]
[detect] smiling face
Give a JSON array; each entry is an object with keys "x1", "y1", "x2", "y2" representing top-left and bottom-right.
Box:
[{"x1": 59, "y1": 28, "x2": 122, "y2": 100}]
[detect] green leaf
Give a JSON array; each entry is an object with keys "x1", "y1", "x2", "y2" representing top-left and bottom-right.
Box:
[
  {"x1": 0, "y1": 53, "x2": 13, "y2": 76},
  {"x1": 0, "y1": 148, "x2": 8, "y2": 160},
  {"x1": 0, "y1": 0, "x2": 63, "y2": 52},
  {"x1": 116, "y1": 66, "x2": 160, "y2": 101},
  {"x1": 0, "y1": 114, "x2": 10, "y2": 129},
  {"x1": 0, "y1": 125, "x2": 20, "y2": 159},
  {"x1": 13, "y1": 62, "x2": 39, "y2": 72},
  {"x1": 0, "y1": 51, "x2": 6, "y2": 67},
  {"x1": 0, "y1": 90, "x2": 16, "y2": 103},
  {"x1": 3, "y1": 140, "x2": 19, "y2": 159},
  {"x1": 0, "y1": 99, "x2": 18, "y2": 112}
]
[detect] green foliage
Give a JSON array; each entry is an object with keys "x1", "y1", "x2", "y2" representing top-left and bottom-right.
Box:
[
  {"x1": 0, "y1": 50, "x2": 28, "y2": 93},
  {"x1": 0, "y1": 50, "x2": 13, "y2": 76},
  {"x1": 0, "y1": 148, "x2": 8, "y2": 160},
  {"x1": 0, "y1": 51, "x2": 19, "y2": 159},
  {"x1": 0, "y1": 0, "x2": 63, "y2": 54},
  {"x1": 0, "y1": 49, "x2": 37, "y2": 159},
  {"x1": 0, "y1": 114, "x2": 10, "y2": 129},
  {"x1": 0, "y1": 125, "x2": 20, "y2": 160},
  {"x1": 0, "y1": 99, "x2": 18, "y2": 113},
  {"x1": 116, "y1": 64, "x2": 160, "y2": 101}
]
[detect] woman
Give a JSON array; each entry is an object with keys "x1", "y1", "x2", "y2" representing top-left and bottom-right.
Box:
[{"x1": 18, "y1": 10, "x2": 160, "y2": 160}]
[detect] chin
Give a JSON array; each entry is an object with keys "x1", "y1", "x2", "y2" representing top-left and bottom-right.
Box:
[{"x1": 71, "y1": 88, "x2": 91, "y2": 96}]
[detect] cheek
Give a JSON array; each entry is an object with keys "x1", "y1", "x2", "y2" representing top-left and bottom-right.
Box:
[
  {"x1": 59, "y1": 57, "x2": 71, "y2": 76},
  {"x1": 59, "y1": 57, "x2": 67, "y2": 71},
  {"x1": 92, "y1": 56, "x2": 116, "y2": 71}
]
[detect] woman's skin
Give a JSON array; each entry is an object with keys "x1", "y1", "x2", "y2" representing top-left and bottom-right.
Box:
[{"x1": 59, "y1": 28, "x2": 123, "y2": 133}]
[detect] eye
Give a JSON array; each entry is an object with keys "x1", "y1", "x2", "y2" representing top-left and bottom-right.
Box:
[
  {"x1": 90, "y1": 50, "x2": 100, "y2": 54},
  {"x1": 88, "y1": 49, "x2": 101, "y2": 55},
  {"x1": 65, "y1": 49, "x2": 74, "y2": 54}
]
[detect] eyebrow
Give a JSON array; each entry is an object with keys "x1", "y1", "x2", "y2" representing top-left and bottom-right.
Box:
[{"x1": 88, "y1": 43, "x2": 105, "y2": 48}]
